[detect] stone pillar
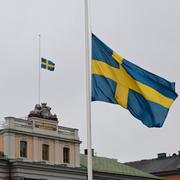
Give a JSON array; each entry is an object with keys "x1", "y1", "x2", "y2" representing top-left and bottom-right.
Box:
[
  {"x1": 33, "y1": 136, "x2": 38, "y2": 161},
  {"x1": 54, "y1": 140, "x2": 59, "y2": 164},
  {"x1": 9, "y1": 133, "x2": 15, "y2": 158},
  {"x1": 74, "y1": 129, "x2": 79, "y2": 140},
  {"x1": 75, "y1": 143, "x2": 80, "y2": 167},
  {"x1": 4, "y1": 132, "x2": 15, "y2": 159},
  {"x1": 4, "y1": 117, "x2": 15, "y2": 129}
]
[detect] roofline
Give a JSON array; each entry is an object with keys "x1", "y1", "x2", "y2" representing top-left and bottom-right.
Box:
[
  {"x1": 152, "y1": 169, "x2": 180, "y2": 176},
  {"x1": 93, "y1": 170, "x2": 163, "y2": 180},
  {"x1": 0, "y1": 128, "x2": 82, "y2": 144},
  {"x1": 0, "y1": 160, "x2": 162, "y2": 180}
]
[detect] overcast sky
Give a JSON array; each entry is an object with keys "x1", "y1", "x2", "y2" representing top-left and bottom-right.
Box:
[{"x1": 0, "y1": 0, "x2": 180, "y2": 163}]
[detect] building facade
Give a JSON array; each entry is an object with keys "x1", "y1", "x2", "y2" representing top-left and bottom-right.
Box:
[
  {"x1": 0, "y1": 103, "x2": 162, "y2": 180},
  {"x1": 0, "y1": 103, "x2": 81, "y2": 168}
]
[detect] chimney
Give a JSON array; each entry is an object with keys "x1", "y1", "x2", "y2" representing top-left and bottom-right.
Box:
[
  {"x1": 84, "y1": 149, "x2": 94, "y2": 156},
  {"x1": 157, "y1": 153, "x2": 166, "y2": 158}
]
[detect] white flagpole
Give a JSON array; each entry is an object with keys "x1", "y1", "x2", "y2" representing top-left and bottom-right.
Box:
[
  {"x1": 84, "y1": 0, "x2": 92, "y2": 180},
  {"x1": 38, "y1": 35, "x2": 41, "y2": 104}
]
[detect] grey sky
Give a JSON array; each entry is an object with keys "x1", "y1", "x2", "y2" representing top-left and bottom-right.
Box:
[{"x1": 0, "y1": 0, "x2": 180, "y2": 163}]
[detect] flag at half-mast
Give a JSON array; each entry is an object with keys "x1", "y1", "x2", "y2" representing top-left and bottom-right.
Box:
[
  {"x1": 41, "y1": 58, "x2": 55, "y2": 71},
  {"x1": 91, "y1": 33, "x2": 178, "y2": 128}
]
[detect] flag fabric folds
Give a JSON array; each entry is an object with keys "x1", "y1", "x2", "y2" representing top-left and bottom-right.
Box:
[
  {"x1": 91, "y1": 33, "x2": 178, "y2": 128},
  {"x1": 41, "y1": 58, "x2": 55, "y2": 71}
]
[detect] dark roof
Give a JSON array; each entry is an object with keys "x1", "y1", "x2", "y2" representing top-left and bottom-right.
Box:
[
  {"x1": 80, "y1": 154, "x2": 162, "y2": 179},
  {"x1": 124, "y1": 154, "x2": 180, "y2": 175},
  {"x1": 0, "y1": 150, "x2": 162, "y2": 179}
]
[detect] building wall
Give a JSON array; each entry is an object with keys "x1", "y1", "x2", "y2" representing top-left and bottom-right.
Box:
[
  {"x1": 15, "y1": 134, "x2": 33, "y2": 160},
  {"x1": 157, "y1": 173, "x2": 180, "y2": 180},
  {"x1": 0, "y1": 137, "x2": 4, "y2": 152},
  {"x1": 49, "y1": 139, "x2": 55, "y2": 164},
  {"x1": 37, "y1": 137, "x2": 55, "y2": 163},
  {"x1": 0, "y1": 177, "x2": 5, "y2": 180},
  {"x1": 36, "y1": 137, "x2": 75, "y2": 166},
  {"x1": 1, "y1": 132, "x2": 77, "y2": 167},
  {"x1": 59, "y1": 141, "x2": 75, "y2": 166},
  {"x1": 28, "y1": 135, "x2": 33, "y2": 160},
  {"x1": 2, "y1": 116, "x2": 81, "y2": 167}
]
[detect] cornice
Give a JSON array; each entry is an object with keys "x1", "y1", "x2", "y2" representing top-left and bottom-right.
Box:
[{"x1": 0, "y1": 128, "x2": 82, "y2": 144}]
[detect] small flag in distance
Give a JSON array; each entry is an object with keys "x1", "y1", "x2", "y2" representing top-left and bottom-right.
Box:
[{"x1": 41, "y1": 58, "x2": 55, "y2": 71}]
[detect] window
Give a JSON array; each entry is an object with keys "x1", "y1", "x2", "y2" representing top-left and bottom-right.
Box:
[
  {"x1": 20, "y1": 141, "x2": 27, "y2": 158},
  {"x1": 63, "y1": 147, "x2": 69, "y2": 163},
  {"x1": 42, "y1": 144, "x2": 49, "y2": 160}
]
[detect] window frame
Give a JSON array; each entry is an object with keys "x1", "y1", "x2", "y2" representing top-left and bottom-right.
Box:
[
  {"x1": 41, "y1": 140, "x2": 51, "y2": 162},
  {"x1": 20, "y1": 141, "x2": 27, "y2": 158},
  {"x1": 19, "y1": 136, "x2": 29, "y2": 160},
  {"x1": 63, "y1": 147, "x2": 70, "y2": 163},
  {"x1": 42, "y1": 144, "x2": 49, "y2": 161},
  {"x1": 62, "y1": 145, "x2": 71, "y2": 165}
]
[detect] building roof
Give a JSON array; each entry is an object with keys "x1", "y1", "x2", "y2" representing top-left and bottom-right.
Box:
[
  {"x1": 80, "y1": 154, "x2": 162, "y2": 179},
  {"x1": 0, "y1": 153, "x2": 162, "y2": 179},
  {"x1": 124, "y1": 153, "x2": 180, "y2": 175}
]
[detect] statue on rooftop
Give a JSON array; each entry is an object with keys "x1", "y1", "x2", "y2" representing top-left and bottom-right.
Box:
[
  {"x1": 29, "y1": 104, "x2": 42, "y2": 115},
  {"x1": 28, "y1": 103, "x2": 57, "y2": 120},
  {"x1": 41, "y1": 103, "x2": 57, "y2": 119}
]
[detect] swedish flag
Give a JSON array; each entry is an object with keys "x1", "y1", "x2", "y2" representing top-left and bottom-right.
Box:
[
  {"x1": 41, "y1": 58, "x2": 55, "y2": 71},
  {"x1": 92, "y1": 33, "x2": 178, "y2": 128}
]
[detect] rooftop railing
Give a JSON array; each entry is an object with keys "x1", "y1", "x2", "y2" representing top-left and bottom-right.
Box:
[
  {"x1": 14, "y1": 118, "x2": 33, "y2": 129},
  {"x1": 0, "y1": 121, "x2": 4, "y2": 130},
  {"x1": 58, "y1": 126, "x2": 75, "y2": 136},
  {"x1": 3, "y1": 117, "x2": 79, "y2": 140}
]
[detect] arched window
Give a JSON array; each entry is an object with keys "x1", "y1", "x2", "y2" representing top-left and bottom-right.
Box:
[
  {"x1": 20, "y1": 141, "x2": 27, "y2": 158},
  {"x1": 63, "y1": 147, "x2": 69, "y2": 163},
  {"x1": 42, "y1": 144, "x2": 49, "y2": 161}
]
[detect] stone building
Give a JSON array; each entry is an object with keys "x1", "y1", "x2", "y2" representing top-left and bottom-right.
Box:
[
  {"x1": 0, "y1": 103, "x2": 81, "y2": 167},
  {"x1": 0, "y1": 103, "x2": 162, "y2": 180}
]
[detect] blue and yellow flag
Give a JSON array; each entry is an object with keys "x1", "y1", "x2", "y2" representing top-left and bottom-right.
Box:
[
  {"x1": 92, "y1": 33, "x2": 178, "y2": 128},
  {"x1": 41, "y1": 58, "x2": 55, "y2": 71}
]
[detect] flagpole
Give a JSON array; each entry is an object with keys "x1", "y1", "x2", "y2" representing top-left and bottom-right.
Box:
[
  {"x1": 38, "y1": 35, "x2": 41, "y2": 104},
  {"x1": 84, "y1": 0, "x2": 92, "y2": 180}
]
